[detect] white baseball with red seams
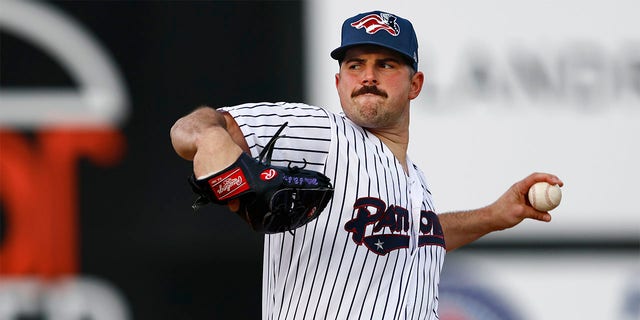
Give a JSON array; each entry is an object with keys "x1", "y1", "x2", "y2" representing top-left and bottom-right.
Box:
[{"x1": 528, "y1": 182, "x2": 562, "y2": 211}]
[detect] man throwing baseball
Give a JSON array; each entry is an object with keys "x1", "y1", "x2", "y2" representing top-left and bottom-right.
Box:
[{"x1": 170, "y1": 10, "x2": 563, "y2": 320}]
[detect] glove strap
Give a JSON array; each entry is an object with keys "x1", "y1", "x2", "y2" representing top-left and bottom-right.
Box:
[{"x1": 198, "y1": 152, "x2": 256, "y2": 203}]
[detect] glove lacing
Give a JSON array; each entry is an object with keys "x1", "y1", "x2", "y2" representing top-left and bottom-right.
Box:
[{"x1": 258, "y1": 122, "x2": 309, "y2": 234}]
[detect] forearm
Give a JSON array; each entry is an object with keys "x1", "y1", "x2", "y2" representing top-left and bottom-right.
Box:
[{"x1": 439, "y1": 207, "x2": 496, "y2": 252}]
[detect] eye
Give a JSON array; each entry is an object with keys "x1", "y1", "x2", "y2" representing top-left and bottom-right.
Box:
[{"x1": 379, "y1": 61, "x2": 395, "y2": 69}]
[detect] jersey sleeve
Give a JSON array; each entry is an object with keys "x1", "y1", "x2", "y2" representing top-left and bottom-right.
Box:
[{"x1": 219, "y1": 102, "x2": 332, "y2": 172}]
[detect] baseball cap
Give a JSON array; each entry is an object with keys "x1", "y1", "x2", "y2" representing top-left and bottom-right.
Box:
[{"x1": 331, "y1": 11, "x2": 419, "y2": 70}]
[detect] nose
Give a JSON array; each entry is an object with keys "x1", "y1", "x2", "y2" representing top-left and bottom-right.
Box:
[{"x1": 361, "y1": 65, "x2": 378, "y2": 85}]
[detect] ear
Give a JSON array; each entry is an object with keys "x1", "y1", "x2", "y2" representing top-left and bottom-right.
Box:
[
  {"x1": 408, "y1": 71, "x2": 424, "y2": 100},
  {"x1": 335, "y1": 72, "x2": 340, "y2": 89}
]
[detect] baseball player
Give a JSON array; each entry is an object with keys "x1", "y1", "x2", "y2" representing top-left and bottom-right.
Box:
[{"x1": 170, "y1": 10, "x2": 563, "y2": 320}]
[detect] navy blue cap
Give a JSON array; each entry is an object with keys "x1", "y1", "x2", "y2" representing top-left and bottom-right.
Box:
[{"x1": 331, "y1": 11, "x2": 419, "y2": 70}]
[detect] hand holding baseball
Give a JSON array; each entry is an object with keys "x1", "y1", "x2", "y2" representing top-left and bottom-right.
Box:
[{"x1": 527, "y1": 181, "x2": 562, "y2": 211}]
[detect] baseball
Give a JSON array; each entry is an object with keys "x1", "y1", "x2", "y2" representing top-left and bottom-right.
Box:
[{"x1": 527, "y1": 182, "x2": 562, "y2": 211}]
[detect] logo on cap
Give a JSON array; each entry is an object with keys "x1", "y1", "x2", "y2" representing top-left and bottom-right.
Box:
[{"x1": 350, "y1": 13, "x2": 400, "y2": 36}]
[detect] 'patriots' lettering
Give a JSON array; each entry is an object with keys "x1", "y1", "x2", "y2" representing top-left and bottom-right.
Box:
[
  {"x1": 344, "y1": 197, "x2": 386, "y2": 244},
  {"x1": 345, "y1": 197, "x2": 446, "y2": 255},
  {"x1": 419, "y1": 210, "x2": 446, "y2": 248},
  {"x1": 373, "y1": 205, "x2": 409, "y2": 233}
]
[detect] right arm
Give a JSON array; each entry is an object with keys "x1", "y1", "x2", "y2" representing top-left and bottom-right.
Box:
[
  {"x1": 439, "y1": 172, "x2": 563, "y2": 251},
  {"x1": 170, "y1": 106, "x2": 250, "y2": 178}
]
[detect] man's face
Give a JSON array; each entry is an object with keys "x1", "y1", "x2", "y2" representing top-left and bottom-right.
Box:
[{"x1": 335, "y1": 45, "x2": 423, "y2": 131}]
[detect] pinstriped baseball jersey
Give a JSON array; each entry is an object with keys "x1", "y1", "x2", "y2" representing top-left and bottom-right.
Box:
[{"x1": 222, "y1": 102, "x2": 446, "y2": 320}]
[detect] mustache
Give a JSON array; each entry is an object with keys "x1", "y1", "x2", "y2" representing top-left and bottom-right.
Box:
[{"x1": 351, "y1": 85, "x2": 388, "y2": 98}]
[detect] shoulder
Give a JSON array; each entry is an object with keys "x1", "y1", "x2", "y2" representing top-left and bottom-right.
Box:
[
  {"x1": 221, "y1": 102, "x2": 336, "y2": 138},
  {"x1": 220, "y1": 102, "x2": 336, "y2": 160},
  {"x1": 221, "y1": 102, "x2": 333, "y2": 119}
]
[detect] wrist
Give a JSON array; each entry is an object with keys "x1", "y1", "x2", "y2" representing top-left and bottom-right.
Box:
[
  {"x1": 193, "y1": 127, "x2": 243, "y2": 178},
  {"x1": 475, "y1": 205, "x2": 502, "y2": 233}
]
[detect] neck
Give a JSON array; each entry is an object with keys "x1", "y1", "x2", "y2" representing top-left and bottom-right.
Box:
[{"x1": 369, "y1": 128, "x2": 410, "y2": 174}]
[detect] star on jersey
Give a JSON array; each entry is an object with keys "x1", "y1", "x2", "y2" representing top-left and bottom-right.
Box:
[{"x1": 374, "y1": 239, "x2": 384, "y2": 250}]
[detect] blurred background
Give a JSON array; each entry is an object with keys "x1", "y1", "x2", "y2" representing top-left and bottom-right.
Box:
[{"x1": 0, "y1": 0, "x2": 638, "y2": 319}]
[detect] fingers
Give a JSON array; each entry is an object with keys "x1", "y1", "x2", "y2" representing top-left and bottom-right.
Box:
[
  {"x1": 228, "y1": 199, "x2": 240, "y2": 212},
  {"x1": 504, "y1": 172, "x2": 560, "y2": 224},
  {"x1": 521, "y1": 172, "x2": 564, "y2": 191},
  {"x1": 528, "y1": 209, "x2": 552, "y2": 222}
]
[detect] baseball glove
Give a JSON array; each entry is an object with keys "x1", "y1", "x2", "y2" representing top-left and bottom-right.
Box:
[{"x1": 189, "y1": 122, "x2": 334, "y2": 233}]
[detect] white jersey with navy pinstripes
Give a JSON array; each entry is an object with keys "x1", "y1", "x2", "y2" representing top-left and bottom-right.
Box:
[{"x1": 222, "y1": 102, "x2": 447, "y2": 320}]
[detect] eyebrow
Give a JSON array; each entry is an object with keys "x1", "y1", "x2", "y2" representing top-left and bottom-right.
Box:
[{"x1": 344, "y1": 57, "x2": 402, "y2": 65}]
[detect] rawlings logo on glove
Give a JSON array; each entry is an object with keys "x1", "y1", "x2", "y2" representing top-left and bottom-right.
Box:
[
  {"x1": 189, "y1": 122, "x2": 334, "y2": 234},
  {"x1": 209, "y1": 168, "x2": 249, "y2": 200}
]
